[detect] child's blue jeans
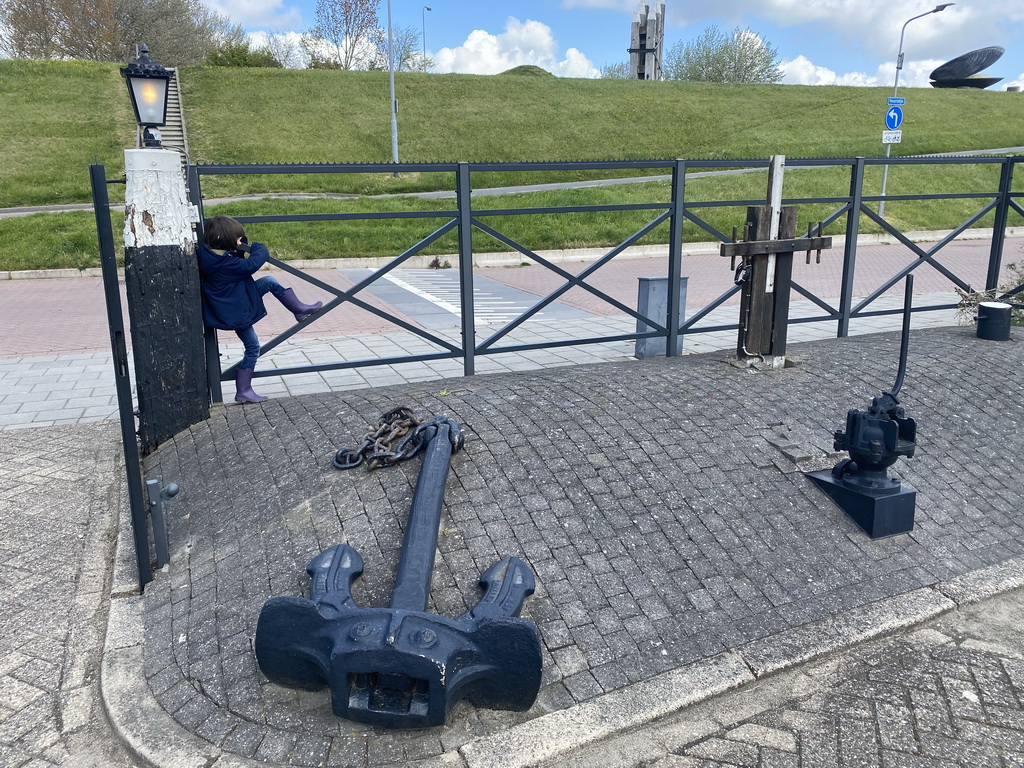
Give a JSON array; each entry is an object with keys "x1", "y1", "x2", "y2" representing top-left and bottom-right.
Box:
[{"x1": 235, "y1": 276, "x2": 285, "y2": 370}]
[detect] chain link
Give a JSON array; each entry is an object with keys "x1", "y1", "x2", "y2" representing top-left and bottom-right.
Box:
[{"x1": 333, "y1": 407, "x2": 463, "y2": 470}]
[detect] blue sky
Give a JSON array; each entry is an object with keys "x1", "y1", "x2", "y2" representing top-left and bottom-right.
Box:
[{"x1": 212, "y1": 0, "x2": 1024, "y2": 89}]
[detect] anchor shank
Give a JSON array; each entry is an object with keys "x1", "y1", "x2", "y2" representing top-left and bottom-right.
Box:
[{"x1": 389, "y1": 423, "x2": 453, "y2": 612}]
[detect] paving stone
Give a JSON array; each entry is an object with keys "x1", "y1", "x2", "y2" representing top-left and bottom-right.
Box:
[{"x1": 1, "y1": 322, "x2": 1011, "y2": 765}]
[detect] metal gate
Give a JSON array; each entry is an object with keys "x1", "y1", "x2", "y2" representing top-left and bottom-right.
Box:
[{"x1": 181, "y1": 155, "x2": 1023, "y2": 398}]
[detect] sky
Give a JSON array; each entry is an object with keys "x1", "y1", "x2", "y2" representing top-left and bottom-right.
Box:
[{"x1": 210, "y1": 0, "x2": 1024, "y2": 90}]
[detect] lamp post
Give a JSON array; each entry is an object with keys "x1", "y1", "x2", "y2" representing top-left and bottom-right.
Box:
[
  {"x1": 422, "y1": 6, "x2": 432, "y2": 64},
  {"x1": 387, "y1": 0, "x2": 399, "y2": 168},
  {"x1": 878, "y1": 3, "x2": 954, "y2": 217},
  {"x1": 120, "y1": 43, "x2": 171, "y2": 148}
]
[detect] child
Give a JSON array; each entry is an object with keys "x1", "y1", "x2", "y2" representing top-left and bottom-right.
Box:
[{"x1": 197, "y1": 215, "x2": 322, "y2": 403}]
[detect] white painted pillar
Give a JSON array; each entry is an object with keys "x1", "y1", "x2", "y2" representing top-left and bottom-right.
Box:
[{"x1": 122, "y1": 149, "x2": 208, "y2": 453}]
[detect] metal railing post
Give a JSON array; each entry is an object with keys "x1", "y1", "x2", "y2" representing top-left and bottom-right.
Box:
[
  {"x1": 187, "y1": 165, "x2": 223, "y2": 403},
  {"x1": 666, "y1": 160, "x2": 686, "y2": 356},
  {"x1": 90, "y1": 164, "x2": 153, "y2": 589},
  {"x1": 987, "y1": 157, "x2": 1016, "y2": 291},
  {"x1": 838, "y1": 158, "x2": 866, "y2": 337},
  {"x1": 456, "y1": 162, "x2": 476, "y2": 376}
]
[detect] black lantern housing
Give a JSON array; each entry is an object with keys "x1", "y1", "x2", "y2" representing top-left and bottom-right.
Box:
[{"x1": 120, "y1": 44, "x2": 171, "y2": 144}]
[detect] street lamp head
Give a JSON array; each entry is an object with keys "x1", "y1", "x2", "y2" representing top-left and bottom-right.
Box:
[
  {"x1": 933, "y1": 3, "x2": 954, "y2": 11},
  {"x1": 120, "y1": 43, "x2": 171, "y2": 147}
]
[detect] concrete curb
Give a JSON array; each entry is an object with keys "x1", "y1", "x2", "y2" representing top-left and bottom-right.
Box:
[
  {"x1": 99, "y1": 544, "x2": 1024, "y2": 768},
  {"x1": 6, "y1": 228, "x2": 1021, "y2": 281}
]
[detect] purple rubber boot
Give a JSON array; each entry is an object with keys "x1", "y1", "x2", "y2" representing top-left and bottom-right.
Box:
[
  {"x1": 234, "y1": 369, "x2": 268, "y2": 403},
  {"x1": 279, "y1": 288, "x2": 323, "y2": 322}
]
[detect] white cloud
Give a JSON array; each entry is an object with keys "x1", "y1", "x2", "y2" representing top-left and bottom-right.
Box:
[
  {"x1": 567, "y1": 0, "x2": 1023, "y2": 51},
  {"x1": 781, "y1": 54, "x2": 951, "y2": 88},
  {"x1": 207, "y1": 0, "x2": 302, "y2": 30},
  {"x1": 781, "y1": 55, "x2": 846, "y2": 86},
  {"x1": 432, "y1": 17, "x2": 600, "y2": 78}
]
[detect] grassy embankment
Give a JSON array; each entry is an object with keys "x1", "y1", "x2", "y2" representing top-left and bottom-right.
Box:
[{"x1": 1, "y1": 59, "x2": 1022, "y2": 271}]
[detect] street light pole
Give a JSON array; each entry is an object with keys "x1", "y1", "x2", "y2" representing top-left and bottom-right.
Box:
[
  {"x1": 387, "y1": 0, "x2": 399, "y2": 167},
  {"x1": 878, "y1": 3, "x2": 954, "y2": 217},
  {"x1": 422, "y1": 6, "x2": 432, "y2": 64}
]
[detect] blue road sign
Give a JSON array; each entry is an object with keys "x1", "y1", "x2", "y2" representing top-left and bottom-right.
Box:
[
  {"x1": 888, "y1": 97, "x2": 906, "y2": 106},
  {"x1": 885, "y1": 106, "x2": 904, "y2": 130}
]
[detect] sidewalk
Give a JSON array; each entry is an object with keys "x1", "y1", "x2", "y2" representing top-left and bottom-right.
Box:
[
  {"x1": 117, "y1": 323, "x2": 1024, "y2": 768},
  {"x1": 2, "y1": 240, "x2": 1023, "y2": 768},
  {"x1": 0, "y1": 423, "x2": 138, "y2": 766},
  {"x1": 3, "y1": 327, "x2": 1024, "y2": 767},
  {"x1": 3, "y1": 234, "x2": 996, "y2": 429}
]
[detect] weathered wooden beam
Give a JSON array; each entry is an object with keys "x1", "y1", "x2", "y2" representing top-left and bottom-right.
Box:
[{"x1": 719, "y1": 236, "x2": 833, "y2": 258}]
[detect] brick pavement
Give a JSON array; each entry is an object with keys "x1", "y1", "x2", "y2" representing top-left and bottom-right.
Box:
[
  {"x1": 2, "y1": 235, "x2": 1010, "y2": 431},
  {"x1": 136, "y1": 325, "x2": 1024, "y2": 767},
  {"x1": 0, "y1": 423, "x2": 137, "y2": 767},
  {"x1": 553, "y1": 584, "x2": 1024, "y2": 768},
  {"x1": 1, "y1": 237, "x2": 1014, "y2": 360},
  {"x1": 0, "y1": 270, "x2": 416, "y2": 359}
]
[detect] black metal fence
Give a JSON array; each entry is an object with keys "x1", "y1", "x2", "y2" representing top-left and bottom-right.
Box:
[
  {"x1": 185, "y1": 155, "x2": 1023, "y2": 401},
  {"x1": 91, "y1": 154, "x2": 1024, "y2": 586}
]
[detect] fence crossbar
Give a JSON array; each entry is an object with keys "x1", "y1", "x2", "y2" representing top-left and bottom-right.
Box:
[
  {"x1": 473, "y1": 215, "x2": 668, "y2": 323},
  {"x1": 789, "y1": 281, "x2": 841, "y2": 317},
  {"x1": 249, "y1": 350, "x2": 460, "y2": 380},
  {"x1": 473, "y1": 212, "x2": 673, "y2": 351},
  {"x1": 221, "y1": 220, "x2": 463, "y2": 377},
  {"x1": 680, "y1": 284, "x2": 742, "y2": 330}
]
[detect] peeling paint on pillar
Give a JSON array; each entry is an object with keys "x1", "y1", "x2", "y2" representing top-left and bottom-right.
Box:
[{"x1": 123, "y1": 149, "x2": 208, "y2": 454}]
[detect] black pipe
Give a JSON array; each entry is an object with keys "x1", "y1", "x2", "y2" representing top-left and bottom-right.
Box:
[{"x1": 891, "y1": 274, "x2": 914, "y2": 397}]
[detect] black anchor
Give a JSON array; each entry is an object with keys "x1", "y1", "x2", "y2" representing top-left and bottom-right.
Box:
[{"x1": 255, "y1": 415, "x2": 542, "y2": 728}]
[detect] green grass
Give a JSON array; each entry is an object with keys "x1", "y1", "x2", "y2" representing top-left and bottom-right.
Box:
[
  {"x1": 2, "y1": 60, "x2": 1024, "y2": 270},
  {"x1": 184, "y1": 69, "x2": 1024, "y2": 198},
  {"x1": 6, "y1": 161, "x2": 1021, "y2": 271},
  {"x1": 0, "y1": 210, "x2": 124, "y2": 271},
  {"x1": 0, "y1": 59, "x2": 134, "y2": 207}
]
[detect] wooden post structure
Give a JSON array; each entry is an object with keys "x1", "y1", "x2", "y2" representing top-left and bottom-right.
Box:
[
  {"x1": 720, "y1": 156, "x2": 832, "y2": 368},
  {"x1": 628, "y1": 2, "x2": 665, "y2": 80},
  {"x1": 123, "y1": 148, "x2": 208, "y2": 454}
]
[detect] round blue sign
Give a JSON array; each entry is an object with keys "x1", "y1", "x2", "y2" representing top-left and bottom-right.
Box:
[{"x1": 885, "y1": 106, "x2": 904, "y2": 130}]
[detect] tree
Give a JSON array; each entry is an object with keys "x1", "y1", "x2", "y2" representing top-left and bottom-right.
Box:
[
  {"x1": 260, "y1": 31, "x2": 305, "y2": 69},
  {"x1": 370, "y1": 25, "x2": 431, "y2": 72},
  {"x1": 0, "y1": 0, "x2": 242, "y2": 64},
  {"x1": 664, "y1": 26, "x2": 783, "y2": 84},
  {"x1": 308, "y1": 0, "x2": 380, "y2": 71},
  {"x1": 115, "y1": 0, "x2": 244, "y2": 66},
  {"x1": 207, "y1": 42, "x2": 282, "y2": 68},
  {"x1": 599, "y1": 61, "x2": 630, "y2": 79},
  {"x1": 0, "y1": 0, "x2": 63, "y2": 58},
  {"x1": 0, "y1": 0, "x2": 120, "y2": 59}
]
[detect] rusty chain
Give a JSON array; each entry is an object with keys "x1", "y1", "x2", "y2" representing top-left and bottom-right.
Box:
[{"x1": 333, "y1": 407, "x2": 464, "y2": 470}]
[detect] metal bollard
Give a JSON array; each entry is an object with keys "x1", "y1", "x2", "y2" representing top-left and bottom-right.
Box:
[
  {"x1": 977, "y1": 301, "x2": 1012, "y2": 341},
  {"x1": 145, "y1": 479, "x2": 179, "y2": 568}
]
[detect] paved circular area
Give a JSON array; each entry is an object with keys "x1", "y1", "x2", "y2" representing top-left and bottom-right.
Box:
[{"x1": 140, "y1": 326, "x2": 1024, "y2": 766}]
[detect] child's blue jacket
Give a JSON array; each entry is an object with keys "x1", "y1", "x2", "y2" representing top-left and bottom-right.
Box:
[{"x1": 196, "y1": 242, "x2": 270, "y2": 330}]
